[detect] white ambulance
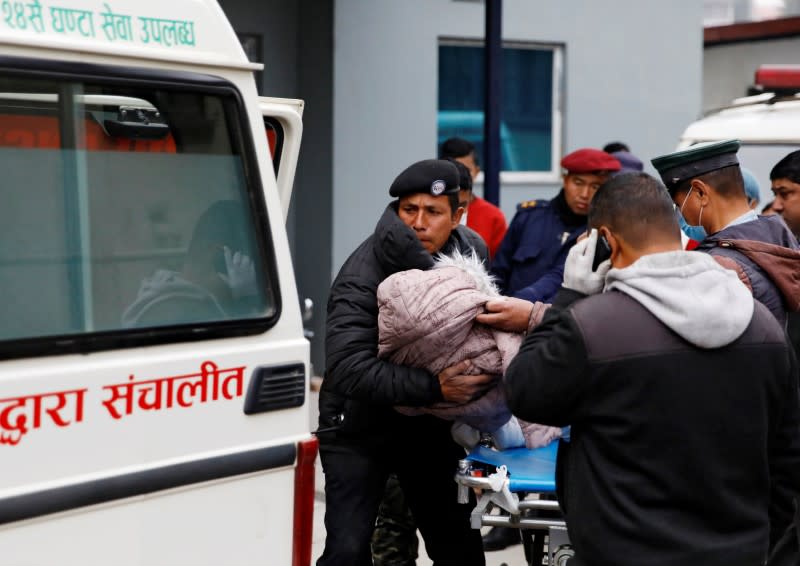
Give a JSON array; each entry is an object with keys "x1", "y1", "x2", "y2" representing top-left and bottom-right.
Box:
[
  {"x1": 679, "y1": 65, "x2": 800, "y2": 205},
  {"x1": 0, "y1": 1, "x2": 315, "y2": 565}
]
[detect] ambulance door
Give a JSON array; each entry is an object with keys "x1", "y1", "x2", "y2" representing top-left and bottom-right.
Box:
[
  {"x1": 259, "y1": 97, "x2": 305, "y2": 220},
  {"x1": 0, "y1": 55, "x2": 312, "y2": 566}
]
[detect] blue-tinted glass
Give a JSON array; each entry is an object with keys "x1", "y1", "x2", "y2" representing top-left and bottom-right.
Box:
[{"x1": 438, "y1": 44, "x2": 554, "y2": 172}]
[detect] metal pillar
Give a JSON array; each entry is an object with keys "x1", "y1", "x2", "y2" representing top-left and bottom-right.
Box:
[{"x1": 483, "y1": 0, "x2": 502, "y2": 206}]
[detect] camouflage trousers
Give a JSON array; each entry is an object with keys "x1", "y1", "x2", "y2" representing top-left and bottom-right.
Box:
[{"x1": 371, "y1": 473, "x2": 419, "y2": 566}]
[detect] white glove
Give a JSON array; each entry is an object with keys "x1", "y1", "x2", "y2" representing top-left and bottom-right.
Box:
[
  {"x1": 218, "y1": 246, "x2": 257, "y2": 299},
  {"x1": 562, "y1": 229, "x2": 611, "y2": 296}
]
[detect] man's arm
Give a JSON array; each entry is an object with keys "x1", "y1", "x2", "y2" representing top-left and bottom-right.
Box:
[
  {"x1": 325, "y1": 274, "x2": 443, "y2": 407},
  {"x1": 489, "y1": 212, "x2": 524, "y2": 293},
  {"x1": 505, "y1": 230, "x2": 609, "y2": 425},
  {"x1": 504, "y1": 288, "x2": 590, "y2": 426},
  {"x1": 476, "y1": 297, "x2": 549, "y2": 333}
]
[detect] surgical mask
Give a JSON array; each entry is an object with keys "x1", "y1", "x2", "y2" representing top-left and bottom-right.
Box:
[
  {"x1": 678, "y1": 187, "x2": 707, "y2": 241},
  {"x1": 677, "y1": 211, "x2": 707, "y2": 242}
]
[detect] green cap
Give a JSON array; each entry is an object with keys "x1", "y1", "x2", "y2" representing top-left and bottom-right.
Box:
[{"x1": 651, "y1": 139, "x2": 741, "y2": 194}]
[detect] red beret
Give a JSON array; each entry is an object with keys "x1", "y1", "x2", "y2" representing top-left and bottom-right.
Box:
[{"x1": 561, "y1": 148, "x2": 621, "y2": 174}]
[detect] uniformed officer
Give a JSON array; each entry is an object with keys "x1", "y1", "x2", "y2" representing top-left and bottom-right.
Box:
[
  {"x1": 318, "y1": 159, "x2": 490, "y2": 566},
  {"x1": 490, "y1": 148, "x2": 621, "y2": 303},
  {"x1": 651, "y1": 140, "x2": 800, "y2": 327}
]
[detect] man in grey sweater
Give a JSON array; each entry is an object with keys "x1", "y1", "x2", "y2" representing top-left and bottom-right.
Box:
[{"x1": 504, "y1": 172, "x2": 800, "y2": 566}]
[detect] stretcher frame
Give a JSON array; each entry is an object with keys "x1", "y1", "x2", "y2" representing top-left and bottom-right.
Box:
[{"x1": 454, "y1": 442, "x2": 573, "y2": 566}]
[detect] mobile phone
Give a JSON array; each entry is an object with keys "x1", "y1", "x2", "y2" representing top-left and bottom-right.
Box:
[{"x1": 592, "y1": 235, "x2": 612, "y2": 271}]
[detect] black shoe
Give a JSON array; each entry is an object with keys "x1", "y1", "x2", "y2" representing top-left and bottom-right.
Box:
[{"x1": 482, "y1": 526, "x2": 521, "y2": 551}]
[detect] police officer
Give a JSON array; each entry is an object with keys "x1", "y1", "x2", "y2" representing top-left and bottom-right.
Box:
[
  {"x1": 651, "y1": 140, "x2": 800, "y2": 328},
  {"x1": 491, "y1": 148, "x2": 621, "y2": 303},
  {"x1": 317, "y1": 159, "x2": 490, "y2": 566}
]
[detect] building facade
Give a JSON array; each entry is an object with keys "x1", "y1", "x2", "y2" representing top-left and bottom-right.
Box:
[
  {"x1": 218, "y1": 0, "x2": 704, "y2": 372},
  {"x1": 704, "y1": 17, "x2": 800, "y2": 110}
]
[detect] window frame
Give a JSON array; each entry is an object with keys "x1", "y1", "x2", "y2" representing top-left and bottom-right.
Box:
[
  {"x1": 438, "y1": 38, "x2": 565, "y2": 185},
  {"x1": 0, "y1": 55, "x2": 283, "y2": 360}
]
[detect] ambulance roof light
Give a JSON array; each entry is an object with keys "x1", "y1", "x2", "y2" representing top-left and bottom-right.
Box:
[{"x1": 754, "y1": 65, "x2": 800, "y2": 91}]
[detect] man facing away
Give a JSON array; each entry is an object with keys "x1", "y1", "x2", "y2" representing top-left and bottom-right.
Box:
[
  {"x1": 491, "y1": 148, "x2": 620, "y2": 303},
  {"x1": 440, "y1": 136, "x2": 508, "y2": 258},
  {"x1": 504, "y1": 172, "x2": 800, "y2": 566},
  {"x1": 317, "y1": 159, "x2": 490, "y2": 566}
]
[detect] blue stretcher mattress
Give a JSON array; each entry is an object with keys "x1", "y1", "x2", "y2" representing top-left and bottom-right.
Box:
[{"x1": 465, "y1": 441, "x2": 558, "y2": 493}]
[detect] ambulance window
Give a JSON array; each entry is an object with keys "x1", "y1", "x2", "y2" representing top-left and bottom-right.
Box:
[{"x1": 0, "y1": 70, "x2": 279, "y2": 353}]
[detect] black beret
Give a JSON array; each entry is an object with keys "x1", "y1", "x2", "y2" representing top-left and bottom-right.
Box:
[
  {"x1": 651, "y1": 139, "x2": 741, "y2": 194},
  {"x1": 389, "y1": 159, "x2": 460, "y2": 198}
]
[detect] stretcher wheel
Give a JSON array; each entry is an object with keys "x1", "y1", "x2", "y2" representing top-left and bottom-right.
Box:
[{"x1": 552, "y1": 544, "x2": 575, "y2": 565}]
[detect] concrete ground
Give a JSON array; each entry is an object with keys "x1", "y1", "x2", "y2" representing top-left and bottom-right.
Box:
[{"x1": 309, "y1": 386, "x2": 529, "y2": 566}]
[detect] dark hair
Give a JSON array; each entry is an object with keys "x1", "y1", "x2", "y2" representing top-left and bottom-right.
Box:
[
  {"x1": 602, "y1": 141, "x2": 629, "y2": 154},
  {"x1": 447, "y1": 192, "x2": 460, "y2": 214},
  {"x1": 770, "y1": 149, "x2": 800, "y2": 183},
  {"x1": 440, "y1": 137, "x2": 475, "y2": 160},
  {"x1": 444, "y1": 158, "x2": 472, "y2": 192},
  {"x1": 672, "y1": 164, "x2": 744, "y2": 199},
  {"x1": 762, "y1": 200, "x2": 775, "y2": 214},
  {"x1": 589, "y1": 172, "x2": 680, "y2": 246}
]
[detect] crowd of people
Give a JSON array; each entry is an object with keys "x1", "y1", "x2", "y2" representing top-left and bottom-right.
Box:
[{"x1": 315, "y1": 136, "x2": 800, "y2": 566}]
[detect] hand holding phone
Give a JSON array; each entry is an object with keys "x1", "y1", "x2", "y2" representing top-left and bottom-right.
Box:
[
  {"x1": 563, "y1": 229, "x2": 611, "y2": 296},
  {"x1": 592, "y1": 234, "x2": 612, "y2": 271}
]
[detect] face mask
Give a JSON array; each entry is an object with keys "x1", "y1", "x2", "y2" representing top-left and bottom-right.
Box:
[
  {"x1": 677, "y1": 211, "x2": 707, "y2": 242},
  {"x1": 678, "y1": 187, "x2": 707, "y2": 241}
]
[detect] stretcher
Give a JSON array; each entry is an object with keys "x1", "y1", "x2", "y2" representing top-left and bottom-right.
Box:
[{"x1": 455, "y1": 441, "x2": 574, "y2": 566}]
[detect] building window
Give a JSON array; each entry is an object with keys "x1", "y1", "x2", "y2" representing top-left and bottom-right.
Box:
[{"x1": 438, "y1": 40, "x2": 563, "y2": 182}]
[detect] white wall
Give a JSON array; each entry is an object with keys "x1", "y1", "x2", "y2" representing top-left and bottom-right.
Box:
[
  {"x1": 703, "y1": 37, "x2": 800, "y2": 111},
  {"x1": 332, "y1": 0, "x2": 704, "y2": 274}
]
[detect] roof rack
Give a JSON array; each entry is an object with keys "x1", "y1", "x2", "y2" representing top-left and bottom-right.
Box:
[{"x1": 701, "y1": 92, "x2": 800, "y2": 117}]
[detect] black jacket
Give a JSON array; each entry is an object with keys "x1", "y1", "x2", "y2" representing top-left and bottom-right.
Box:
[
  {"x1": 506, "y1": 287, "x2": 800, "y2": 566},
  {"x1": 790, "y1": 312, "x2": 800, "y2": 364},
  {"x1": 319, "y1": 203, "x2": 488, "y2": 440}
]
